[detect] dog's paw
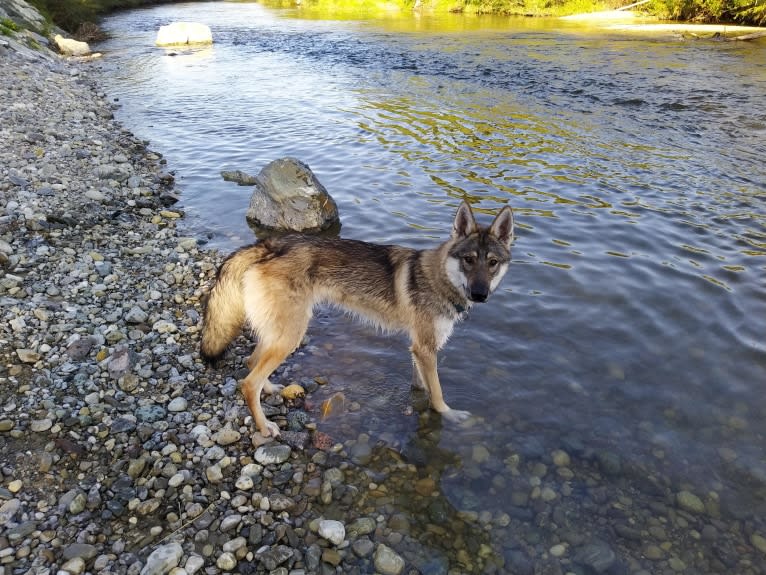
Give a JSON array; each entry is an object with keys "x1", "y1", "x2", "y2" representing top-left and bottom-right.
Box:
[
  {"x1": 259, "y1": 420, "x2": 282, "y2": 438},
  {"x1": 440, "y1": 408, "x2": 472, "y2": 424},
  {"x1": 263, "y1": 382, "x2": 284, "y2": 395}
]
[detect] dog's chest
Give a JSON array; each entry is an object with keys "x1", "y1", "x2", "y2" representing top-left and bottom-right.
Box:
[{"x1": 434, "y1": 316, "x2": 456, "y2": 349}]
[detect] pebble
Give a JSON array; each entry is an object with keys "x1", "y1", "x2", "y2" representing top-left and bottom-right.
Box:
[
  {"x1": 374, "y1": 543, "x2": 405, "y2": 575},
  {"x1": 213, "y1": 426, "x2": 241, "y2": 446},
  {"x1": 167, "y1": 397, "x2": 188, "y2": 412},
  {"x1": 318, "y1": 519, "x2": 346, "y2": 545},
  {"x1": 60, "y1": 557, "x2": 86, "y2": 575},
  {"x1": 676, "y1": 490, "x2": 706, "y2": 514},
  {"x1": 549, "y1": 543, "x2": 566, "y2": 557},
  {"x1": 141, "y1": 543, "x2": 183, "y2": 575},
  {"x1": 215, "y1": 552, "x2": 237, "y2": 570},
  {"x1": 254, "y1": 444, "x2": 292, "y2": 465},
  {"x1": 752, "y1": 533, "x2": 766, "y2": 554}
]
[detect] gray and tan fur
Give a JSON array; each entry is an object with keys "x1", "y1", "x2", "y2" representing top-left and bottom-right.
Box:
[{"x1": 201, "y1": 201, "x2": 514, "y2": 437}]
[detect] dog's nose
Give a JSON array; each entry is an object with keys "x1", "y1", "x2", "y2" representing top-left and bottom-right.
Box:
[{"x1": 470, "y1": 291, "x2": 488, "y2": 303}]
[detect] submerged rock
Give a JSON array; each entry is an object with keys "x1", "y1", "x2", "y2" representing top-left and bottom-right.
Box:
[{"x1": 245, "y1": 157, "x2": 340, "y2": 233}]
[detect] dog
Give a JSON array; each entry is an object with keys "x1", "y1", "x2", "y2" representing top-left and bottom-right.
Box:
[{"x1": 201, "y1": 200, "x2": 514, "y2": 437}]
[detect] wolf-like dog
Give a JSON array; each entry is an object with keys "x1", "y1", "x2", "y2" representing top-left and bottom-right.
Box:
[{"x1": 201, "y1": 201, "x2": 514, "y2": 437}]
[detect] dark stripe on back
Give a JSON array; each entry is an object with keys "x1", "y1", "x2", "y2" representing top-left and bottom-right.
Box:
[{"x1": 407, "y1": 251, "x2": 421, "y2": 301}]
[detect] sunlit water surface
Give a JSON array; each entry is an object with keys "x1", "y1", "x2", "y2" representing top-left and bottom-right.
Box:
[{"x1": 97, "y1": 3, "x2": 766, "y2": 572}]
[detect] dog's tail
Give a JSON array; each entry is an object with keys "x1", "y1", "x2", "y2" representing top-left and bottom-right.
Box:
[{"x1": 200, "y1": 245, "x2": 262, "y2": 362}]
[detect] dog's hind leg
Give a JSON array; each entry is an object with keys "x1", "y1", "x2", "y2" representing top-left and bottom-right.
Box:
[
  {"x1": 241, "y1": 308, "x2": 311, "y2": 438},
  {"x1": 246, "y1": 347, "x2": 281, "y2": 395}
]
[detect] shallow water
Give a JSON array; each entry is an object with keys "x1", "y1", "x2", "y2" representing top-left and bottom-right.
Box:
[{"x1": 97, "y1": 3, "x2": 766, "y2": 572}]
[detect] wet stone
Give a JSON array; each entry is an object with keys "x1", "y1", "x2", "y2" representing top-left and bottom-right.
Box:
[
  {"x1": 374, "y1": 543, "x2": 405, "y2": 575},
  {"x1": 751, "y1": 533, "x2": 766, "y2": 554},
  {"x1": 573, "y1": 540, "x2": 617, "y2": 573},
  {"x1": 595, "y1": 450, "x2": 622, "y2": 476},
  {"x1": 352, "y1": 537, "x2": 375, "y2": 557},
  {"x1": 677, "y1": 490, "x2": 706, "y2": 514},
  {"x1": 348, "y1": 517, "x2": 376, "y2": 537},
  {"x1": 254, "y1": 444, "x2": 292, "y2": 465}
]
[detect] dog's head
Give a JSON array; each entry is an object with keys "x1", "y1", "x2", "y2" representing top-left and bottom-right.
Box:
[{"x1": 446, "y1": 201, "x2": 514, "y2": 303}]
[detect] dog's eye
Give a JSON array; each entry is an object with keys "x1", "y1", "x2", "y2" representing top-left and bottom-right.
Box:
[
  {"x1": 488, "y1": 258, "x2": 499, "y2": 267},
  {"x1": 463, "y1": 255, "x2": 475, "y2": 265}
]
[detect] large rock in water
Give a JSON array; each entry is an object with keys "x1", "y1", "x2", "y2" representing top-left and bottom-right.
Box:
[
  {"x1": 246, "y1": 158, "x2": 339, "y2": 233},
  {"x1": 155, "y1": 22, "x2": 213, "y2": 46}
]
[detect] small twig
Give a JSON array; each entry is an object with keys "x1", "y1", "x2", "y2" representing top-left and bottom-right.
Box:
[{"x1": 154, "y1": 501, "x2": 216, "y2": 547}]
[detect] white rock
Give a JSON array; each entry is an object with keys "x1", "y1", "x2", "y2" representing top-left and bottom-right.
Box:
[
  {"x1": 216, "y1": 552, "x2": 236, "y2": 571},
  {"x1": 167, "y1": 397, "x2": 188, "y2": 412},
  {"x1": 0, "y1": 499, "x2": 21, "y2": 526},
  {"x1": 140, "y1": 542, "x2": 183, "y2": 575},
  {"x1": 184, "y1": 555, "x2": 205, "y2": 575},
  {"x1": 235, "y1": 475, "x2": 253, "y2": 490},
  {"x1": 318, "y1": 519, "x2": 345, "y2": 546},
  {"x1": 60, "y1": 557, "x2": 86, "y2": 575},
  {"x1": 155, "y1": 22, "x2": 213, "y2": 47}
]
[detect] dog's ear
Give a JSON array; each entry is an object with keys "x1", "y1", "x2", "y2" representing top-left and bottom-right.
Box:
[
  {"x1": 452, "y1": 201, "x2": 477, "y2": 238},
  {"x1": 490, "y1": 206, "x2": 514, "y2": 249}
]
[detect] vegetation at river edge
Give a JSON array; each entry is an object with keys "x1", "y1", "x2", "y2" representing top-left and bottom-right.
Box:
[{"x1": 23, "y1": 0, "x2": 766, "y2": 34}]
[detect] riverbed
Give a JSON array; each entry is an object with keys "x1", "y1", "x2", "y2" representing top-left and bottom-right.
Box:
[{"x1": 94, "y1": 2, "x2": 766, "y2": 573}]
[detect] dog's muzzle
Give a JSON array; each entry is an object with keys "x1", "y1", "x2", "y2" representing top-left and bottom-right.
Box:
[{"x1": 469, "y1": 289, "x2": 489, "y2": 303}]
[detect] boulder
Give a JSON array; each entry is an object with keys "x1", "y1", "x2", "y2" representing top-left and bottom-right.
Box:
[
  {"x1": 155, "y1": 22, "x2": 213, "y2": 47},
  {"x1": 246, "y1": 158, "x2": 340, "y2": 233},
  {"x1": 0, "y1": 0, "x2": 47, "y2": 33},
  {"x1": 53, "y1": 34, "x2": 90, "y2": 57}
]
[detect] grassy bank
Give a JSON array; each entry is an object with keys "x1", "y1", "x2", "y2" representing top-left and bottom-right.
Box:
[
  {"x1": 25, "y1": 0, "x2": 203, "y2": 35},
  {"x1": 27, "y1": 0, "x2": 766, "y2": 34}
]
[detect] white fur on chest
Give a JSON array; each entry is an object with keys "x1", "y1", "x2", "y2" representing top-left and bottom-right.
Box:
[{"x1": 434, "y1": 315, "x2": 456, "y2": 350}]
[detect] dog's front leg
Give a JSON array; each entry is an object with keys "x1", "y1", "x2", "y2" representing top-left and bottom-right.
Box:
[{"x1": 410, "y1": 338, "x2": 470, "y2": 424}]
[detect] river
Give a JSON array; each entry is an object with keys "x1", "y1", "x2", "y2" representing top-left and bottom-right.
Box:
[{"x1": 95, "y1": 2, "x2": 766, "y2": 573}]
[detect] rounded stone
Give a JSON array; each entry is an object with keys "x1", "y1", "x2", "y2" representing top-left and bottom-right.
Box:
[
  {"x1": 550, "y1": 544, "x2": 566, "y2": 557},
  {"x1": 167, "y1": 397, "x2": 188, "y2": 412},
  {"x1": 374, "y1": 543, "x2": 405, "y2": 575},
  {"x1": 676, "y1": 490, "x2": 705, "y2": 514},
  {"x1": 216, "y1": 552, "x2": 237, "y2": 571},
  {"x1": 318, "y1": 519, "x2": 345, "y2": 546}
]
